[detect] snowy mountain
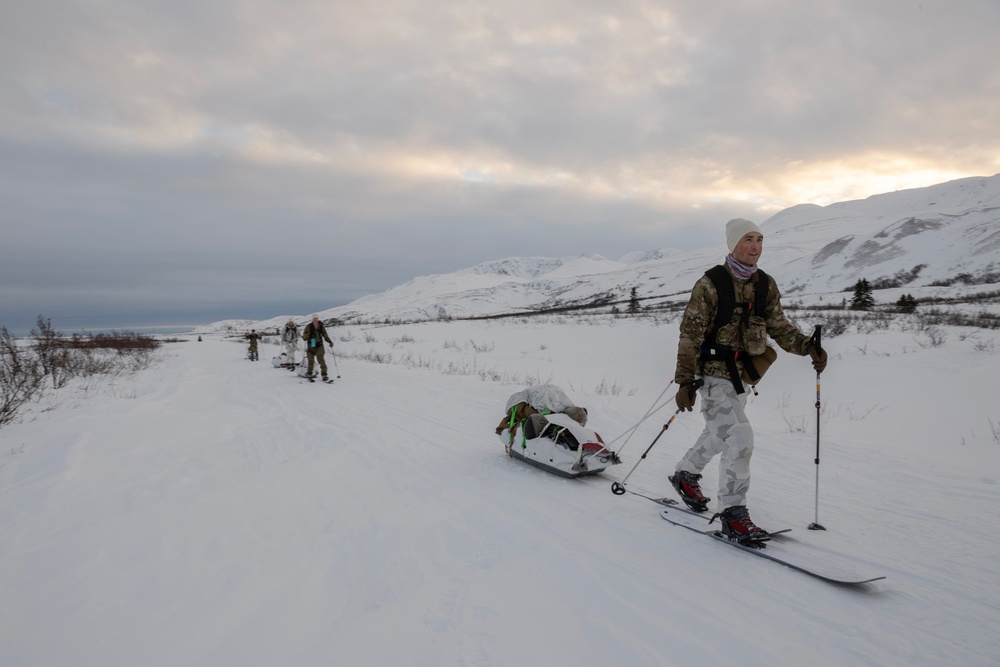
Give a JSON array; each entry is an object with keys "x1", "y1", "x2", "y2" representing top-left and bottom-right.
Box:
[{"x1": 205, "y1": 174, "x2": 1000, "y2": 332}]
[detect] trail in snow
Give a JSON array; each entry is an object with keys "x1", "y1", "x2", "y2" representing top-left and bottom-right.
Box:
[{"x1": 1, "y1": 318, "x2": 999, "y2": 666}]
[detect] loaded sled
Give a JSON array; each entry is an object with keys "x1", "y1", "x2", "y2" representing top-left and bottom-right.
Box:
[
  {"x1": 272, "y1": 352, "x2": 296, "y2": 370},
  {"x1": 496, "y1": 385, "x2": 621, "y2": 478}
]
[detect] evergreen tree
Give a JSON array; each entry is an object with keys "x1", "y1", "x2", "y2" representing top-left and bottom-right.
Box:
[
  {"x1": 850, "y1": 279, "x2": 875, "y2": 311},
  {"x1": 627, "y1": 287, "x2": 640, "y2": 314},
  {"x1": 896, "y1": 293, "x2": 917, "y2": 313}
]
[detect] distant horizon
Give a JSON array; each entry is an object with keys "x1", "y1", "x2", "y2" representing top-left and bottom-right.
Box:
[
  {"x1": 1, "y1": 297, "x2": 353, "y2": 338},
  {"x1": 4, "y1": 323, "x2": 198, "y2": 339}
]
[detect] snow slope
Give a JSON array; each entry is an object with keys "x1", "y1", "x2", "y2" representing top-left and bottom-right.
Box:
[
  {"x1": 2, "y1": 316, "x2": 999, "y2": 666},
  {"x1": 214, "y1": 174, "x2": 999, "y2": 331}
]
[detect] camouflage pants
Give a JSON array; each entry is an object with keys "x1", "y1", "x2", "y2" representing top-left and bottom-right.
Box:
[
  {"x1": 306, "y1": 346, "x2": 328, "y2": 378},
  {"x1": 676, "y1": 376, "x2": 754, "y2": 511}
]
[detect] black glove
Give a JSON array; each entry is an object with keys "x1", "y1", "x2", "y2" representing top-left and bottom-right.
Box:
[
  {"x1": 809, "y1": 344, "x2": 828, "y2": 373},
  {"x1": 675, "y1": 383, "x2": 697, "y2": 412}
]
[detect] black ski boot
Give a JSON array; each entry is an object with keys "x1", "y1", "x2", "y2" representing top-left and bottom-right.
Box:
[
  {"x1": 669, "y1": 470, "x2": 710, "y2": 512},
  {"x1": 716, "y1": 505, "x2": 770, "y2": 546}
]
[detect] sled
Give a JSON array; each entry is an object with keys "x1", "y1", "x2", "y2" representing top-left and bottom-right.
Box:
[
  {"x1": 499, "y1": 412, "x2": 620, "y2": 478},
  {"x1": 272, "y1": 353, "x2": 295, "y2": 369}
]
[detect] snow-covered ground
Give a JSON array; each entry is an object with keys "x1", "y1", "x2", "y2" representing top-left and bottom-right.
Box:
[{"x1": 2, "y1": 316, "x2": 999, "y2": 666}]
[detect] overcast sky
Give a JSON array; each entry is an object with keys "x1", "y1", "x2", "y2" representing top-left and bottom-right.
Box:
[{"x1": 2, "y1": 0, "x2": 998, "y2": 332}]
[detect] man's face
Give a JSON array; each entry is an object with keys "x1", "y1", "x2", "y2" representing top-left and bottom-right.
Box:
[{"x1": 732, "y1": 232, "x2": 763, "y2": 266}]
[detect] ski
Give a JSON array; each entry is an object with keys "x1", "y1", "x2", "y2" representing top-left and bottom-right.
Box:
[
  {"x1": 659, "y1": 509, "x2": 885, "y2": 586},
  {"x1": 645, "y1": 494, "x2": 712, "y2": 519},
  {"x1": 611, "y1": 484, "x2": 791, "y2": 537}
]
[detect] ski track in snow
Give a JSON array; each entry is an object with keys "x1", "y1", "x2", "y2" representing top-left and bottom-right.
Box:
[{"x1": 1, "y1": 319, "x2": 999, "y2": 666}]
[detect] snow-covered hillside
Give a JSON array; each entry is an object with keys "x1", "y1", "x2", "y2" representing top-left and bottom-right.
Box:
[
  {"x1": 2, "y1": 316, "x2": 999, "y2": 666},
  {"x1": 201, "y1": 174, "x2": 1000, "y2": 334},
  {"x1": 764, "y1": 174, "x2": 1000, "y2": 295}
]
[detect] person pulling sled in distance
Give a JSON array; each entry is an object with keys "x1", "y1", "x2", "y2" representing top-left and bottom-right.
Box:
[
  {"x1": 281, "y1": 319, "x2": 299, "y2": 369},
  {"x1": 302, "y1": 314, "x2": 334, "y2": 381},
  {"x1": 670, "y1": 218, "x2": 827, "y2": 546},
  {"x1": 245, "y1": 329, "x2": 261, "y2": 361}
]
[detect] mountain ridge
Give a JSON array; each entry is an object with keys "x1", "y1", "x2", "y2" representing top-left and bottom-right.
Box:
[{"x1": 203, "y1": 173, "x2": 1000, "y2": 331}]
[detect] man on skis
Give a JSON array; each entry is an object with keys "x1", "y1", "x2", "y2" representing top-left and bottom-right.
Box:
[
  {"x1": 670, "y1": 218, "x2": 827, "y2": 545},
  {"x1": 302, "y1": 314, "x2": 334, "y2": 382},
  {"x1": 244, "y1": 329, "x2": 261, "y2": 361}
]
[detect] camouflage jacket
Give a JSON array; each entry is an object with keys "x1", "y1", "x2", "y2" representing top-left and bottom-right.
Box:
[
  {"x1": 302, "y1": 321, "x2": 334, "y2": 348},
  {"x1": 674, "y1": 265, "x2": 812, "y2": 386}
]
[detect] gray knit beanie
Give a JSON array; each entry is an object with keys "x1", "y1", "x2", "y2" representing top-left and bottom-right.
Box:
[{"x1": 726, "y1": 218, "x2": 762, "y2": 253}]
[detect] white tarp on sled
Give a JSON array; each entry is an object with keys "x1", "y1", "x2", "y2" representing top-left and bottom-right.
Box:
[{"x1": 505, "y1": 385, "x2": 576, "y2": 415}]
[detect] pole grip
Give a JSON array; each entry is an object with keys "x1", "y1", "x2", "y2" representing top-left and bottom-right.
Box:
[{"x1": 812, "y1": 325, "x2": 822, "y2": 354}]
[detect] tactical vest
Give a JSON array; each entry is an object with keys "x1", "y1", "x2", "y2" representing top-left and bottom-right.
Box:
[
  {"x1": 699, "y1": 265, "x2": 770, "y2": 394},
  {"x1": 304, "y1": 322, "x2": 326, "y2": 349}
]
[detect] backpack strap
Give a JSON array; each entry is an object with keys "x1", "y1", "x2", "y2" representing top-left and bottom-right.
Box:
[
  {"x1": 753, "y1": 268, "x2": 770, "y2": 319},
  {"x1": 704, "y1": 265, "x2": 735, "y2": 346}
]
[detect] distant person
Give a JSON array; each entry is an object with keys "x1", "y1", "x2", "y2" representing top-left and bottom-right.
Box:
[
  {"x1": 669, "y1": 218, "x2": 827, "y2": 545},
  {"x1": 244, "y1": 329, "x2": 261, "y2": 361},
  {"x1": 281, "y1": 319, "x2": 299, "y2": 368},
  {"x1": 302, "y1": 314, "x2": 334, "y2": 381}
]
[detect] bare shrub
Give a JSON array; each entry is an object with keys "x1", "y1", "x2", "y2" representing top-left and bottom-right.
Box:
[
  {"x1": 915, "y1": 327, "x2": 948, "y2": 348},
  {"x1": 594, "y1": 377, "x2": 629, "y2": 396},
  {"x1": 846, "y1": 403, "x2": 887, "y2": 421},
  {"x1": 1, "y1": 326, "x2": 45, "y2": 428},
  {"x1": 820, "y1": 313, "x2": 851, "y2": 338},
  {"x1": 855, "y1": 311, "x2": 892, "y2": 334},
  {"x1": 781, "y1": 412, "x2": 808, "y2": 433},
  {"x1": 972, "y1": 339, "x2": 996, "y2": 353},
  {"x1": 468, "y1": 339, "x2": 495, "y2": 353},
  {"x1": 354, "y1": 350, "x2": 392, "y2": 364},
  {"x1": 1, "y1": 319, "x2": 163, "y2": 429}
]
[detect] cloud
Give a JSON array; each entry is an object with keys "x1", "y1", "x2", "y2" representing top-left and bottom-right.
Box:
[{"x1": 1, "y1": 0, "x2": 998, "y2": 330}]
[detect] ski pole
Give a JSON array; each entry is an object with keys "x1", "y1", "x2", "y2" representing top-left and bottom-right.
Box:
[
  {"x1": 332, "y1": 351, "x2": 341, "y2": 378},
  {"x1": 611, "y1": 380, "x2": 702, "y2": 496},
  {"x1": 808, "y1": 325, "x2": 826, "y2": 531},
  {"x1": 611, "y1": 415, "x2": 679, "y2": 496}
]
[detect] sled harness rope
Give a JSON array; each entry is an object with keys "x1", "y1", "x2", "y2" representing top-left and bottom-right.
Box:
[{"x1": 602, "y1": 381, "x2": 675, "y2": 456}]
